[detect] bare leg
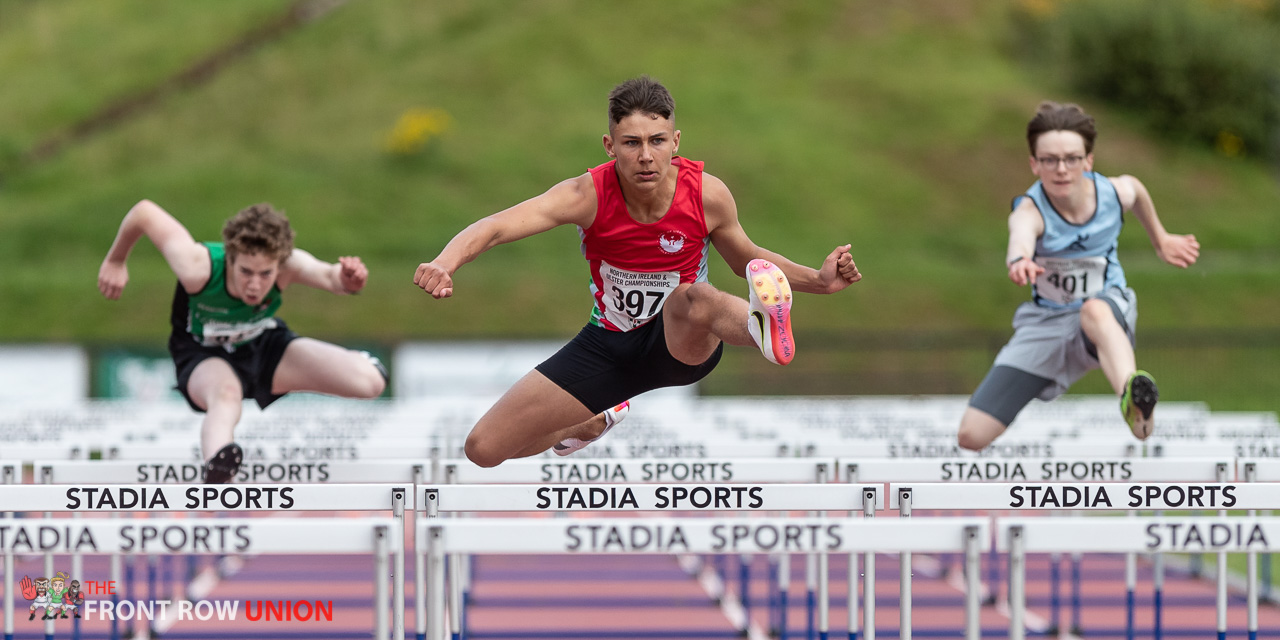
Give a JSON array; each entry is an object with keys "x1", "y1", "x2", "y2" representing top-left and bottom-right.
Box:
[
  {"x1": 957, "y1": 407, "x2": 1006, "y2": 451},
  {"x1": 270, "y1": 338, "x2": 387, "y2": 398},
  {"x1": 186, "y1": 358, "x2": 245, "y2": 462},
  {"x1": 662, "y1": 282, "x2": 753, "y2": 364},
  {"x1": 465, "y1": 371, "x2": 596, "y2": 467},
  {"x1": 1079, "y1": 299, "x2": 1135, "y2": 396},
  {"x1": 510, "y1": 412, "x2": 610, "y2": 459}
]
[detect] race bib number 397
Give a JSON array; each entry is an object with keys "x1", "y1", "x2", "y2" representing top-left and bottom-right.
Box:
[
  {"x1": 598, "y1": 261, "x2": 680, "y2": 331},
  {"x1": 1034, "y1": 256, "x2": 1106, "y2": 305}
]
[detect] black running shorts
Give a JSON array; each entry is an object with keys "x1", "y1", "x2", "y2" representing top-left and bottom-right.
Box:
[
  {"x1": 536, "y1": 312, "x2": 723, "y2": 415},
  {"x1": 169, "y1": 320, "x2": 299, "y2": 412}
]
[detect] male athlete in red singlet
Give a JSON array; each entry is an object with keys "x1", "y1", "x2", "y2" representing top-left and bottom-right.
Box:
[{"x1": 413, "y1": 76, "x2": 862, "y2": 467}]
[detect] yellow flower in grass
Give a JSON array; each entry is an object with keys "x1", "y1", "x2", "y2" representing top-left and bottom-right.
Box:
[
  {"x1": 1215, "y1": 130, "x2": 1244, "y2": 158},
  {"x1": 385, "y1": 108, "x2": 453, "y2": 155},
  {"x1": 1017, "y1": 0, "x2": 1060, "y2": 18}
]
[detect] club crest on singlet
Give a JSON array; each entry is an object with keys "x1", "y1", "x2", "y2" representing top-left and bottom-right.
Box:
[{"x1": 659, "y1": 231, "x2": 687, "y2": 254}]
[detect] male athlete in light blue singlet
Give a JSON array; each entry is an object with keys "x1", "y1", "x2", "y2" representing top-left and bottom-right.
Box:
[{"x1": 959, "y1": 101, "x2": 1200, "y2": 450}]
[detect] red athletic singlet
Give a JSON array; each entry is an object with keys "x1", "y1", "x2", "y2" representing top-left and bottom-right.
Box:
[{"x1": 581, "y1": 157, "x2": 711, "y2": 332}]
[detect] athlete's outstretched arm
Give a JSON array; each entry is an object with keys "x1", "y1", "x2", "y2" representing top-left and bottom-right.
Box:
[
  {"x1": 414, "y1": 174, "x2": 597, "y2": 299},
  {"x1": 278, "y1": 249, "x2": 368, "y2": 294},
  {"x1": 703, "y1": 175, "x2": 860, "y2": 294},
  {"x1": 1006, "y1": 199, "x2": 1046, "y2": 287},
  {"x1": 98, "y1": 200, "x2": 211, "y2": 299},
  {"x1": 1111, "y1": 175, "x2": 1200, "y2": 268}
]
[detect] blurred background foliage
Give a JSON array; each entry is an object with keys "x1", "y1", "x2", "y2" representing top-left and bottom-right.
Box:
[
  {"x1": 0, "y1": 0, "x2": 1275, "y2": 408},
  {"x1": 1009, "y1": 0, "x2": 1280, "y2": 159}
]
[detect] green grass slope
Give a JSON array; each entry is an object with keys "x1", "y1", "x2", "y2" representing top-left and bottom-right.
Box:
[{"x1": 1, "y1": 0, "x2": 1276, "y2": 405}]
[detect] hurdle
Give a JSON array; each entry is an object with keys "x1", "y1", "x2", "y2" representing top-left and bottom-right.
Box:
[
  {"x1": 892, "y1": 481, "x2": 1274, "y2": 639},
  {"x1": 998, "y1": 516, "x2": 1280, "y2": 640},
  {"x1": 0, "y1": 483, "x2": 412, "y2": 640},
  {"x1": 856, "y1": 457, "x2": 1230, "y2": 637},
  {"x1": 0, "y1": 517, "x2": 399, "y2": 640},
  {"x1": 419, "y1": 483, "x2": 881, "y2": 640},
  {"x1": 430, "y1": 458, "x2": 838, "y2": 640},
  {"x1": 34, "y1": 459, "x2": 435, "y2": 639},
  {"x1": 420, "y1": 515, "x2": 984, "y2": 640}
]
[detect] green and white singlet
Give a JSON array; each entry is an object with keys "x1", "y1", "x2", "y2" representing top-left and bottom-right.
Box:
[{"x1": 169, "y1": 242, "x2": 283, "y2": 351}]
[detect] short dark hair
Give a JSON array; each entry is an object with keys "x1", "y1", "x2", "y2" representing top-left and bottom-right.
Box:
[
  {"x1": 607, "y1": 76, "x2": 675, "y2": 127},
  {"x1": 222, "y1": 203, "x2": 295, "y2": 263},
  {"x1": 1026, "y1": 101, "x2": 1097, "y2": 155}
]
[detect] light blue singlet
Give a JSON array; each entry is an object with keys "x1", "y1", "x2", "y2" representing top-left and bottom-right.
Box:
[{"x1": 1013, "y1": 171, "x2": 1127, "y2": 309}]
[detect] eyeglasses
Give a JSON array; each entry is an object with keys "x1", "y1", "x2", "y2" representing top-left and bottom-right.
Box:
[{"x1": 1035, "y1": 155, "x2": 1086, "y2": 170}]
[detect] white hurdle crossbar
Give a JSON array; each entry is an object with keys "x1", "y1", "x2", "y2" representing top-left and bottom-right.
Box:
[
  {"x1": 34, "y1": 458, "x2": 431, "y2": 484},
  {"x1": 999, "y1": 516, "x2": 1280, "y2": 640},
  {"x1": 421, "y1": 516, "x2": 986, "y2": 640},
  {"x1": 889, "y1": 482, "x2": 1263, "y2": 511},
  {"x1": 421, "y1": 483, "x2": 877, "y2": 513},
  {"x1": 0, "y1": 517, "x2": 399, "y2": 640},
  {"x1": 444, "y1": 457, "x2": 835, "y2": 484}
]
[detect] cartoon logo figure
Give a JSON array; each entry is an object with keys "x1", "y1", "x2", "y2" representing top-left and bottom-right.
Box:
[
  {"x1": 64, "y1": 579, "x2": 85, "y2": 619},
  {"x1": 20, "y1": 576, "x2": 50, "y2": 620},
  {"x1": 658, "y1": 231, "x2": 686, "y2": 254},
  {"x1": 48, "y1": 572, "x2": 69, "y2": 619}
]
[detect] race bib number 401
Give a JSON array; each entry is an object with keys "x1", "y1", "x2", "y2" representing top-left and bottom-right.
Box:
[
  {"x1": 598, "y1": 261, "x2": 680, "y2": 331},
  {"x1": 1034, "y1": 256, "x2": 1106, "y2": 305}
]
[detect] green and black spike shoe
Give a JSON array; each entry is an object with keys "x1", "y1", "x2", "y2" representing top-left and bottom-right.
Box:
[{"x1": 1121, "y1": 370, "x2": 1158, "y2": 440}]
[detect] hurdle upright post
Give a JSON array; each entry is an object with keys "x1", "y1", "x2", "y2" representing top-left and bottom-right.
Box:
[
  {"x1": 414, "y1": 464, "x2": 430, "y2": 640},
  {"x1": 862, "y1": 486, "x2": 876, "y2": 640},
  {"x1": 41, "y1": 466, "x2": 54, "y2": 640},
  {"x1": 376, "y1": 524, "x2": 391, "y2": 640},
  {"x1": 1008, "y1": 524, "x2": 1025, "y2": 640},
  {"x1": 1125, "y1": 504, "x2": 1137, "y2": 640},
  {"x1": 844, "y1": 462, "x2": 859, "y2": 640},
  {"x1": 898, "y1": 487, "x2": 912, "y2": 640},
  {"x1": 963, "y1": 525, "x2": 981, "y2": 640},
  {"x1": 443, "y1": 466, "x2": 465, "y2": 640},
  {"x1": 1245, "y1": 462, "x2": 1259, "y2": 640},
  {"x1": 1215, "y1": 462, "x2": 1230, "y2": 640},
  {"x1": 2, "y1": 463, "x2": 14, "y2": 640},
  {"x1": 816, "y1": 463, "x2": 831, "y2": 640},
  {"x1": 423, "y1": 489, "x2": 445, "y2": 640},
  {"x1": 393, "y1": 487, "x2": 408, "y2": 640}
]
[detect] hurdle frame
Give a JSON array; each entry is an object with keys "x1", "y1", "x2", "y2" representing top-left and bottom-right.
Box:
[
  {"x1": 419, "y1": 482, "x2": 883, "y2": 640},
  {"x1": 421, "y1": 515, "x2": 986, "y2": 640},
  {"x1": 0, "y1": 483, "x2": 412, "y2": 640},
  {"x1": 0, "y1": 517, "x2": 398, "y2": 640},
  {"x1": 999, "y1": 516, "x2": 1280, "y2": 640}
]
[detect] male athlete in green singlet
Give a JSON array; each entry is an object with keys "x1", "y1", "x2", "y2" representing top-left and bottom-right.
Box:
[{"x1": 99, "y1": 200, "x2": 388, "y2": 482}]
